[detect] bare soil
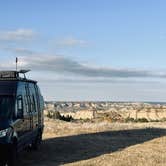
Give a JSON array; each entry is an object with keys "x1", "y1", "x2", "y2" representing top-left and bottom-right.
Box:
[{"x1": 17, "y1": 118, "x2": 166, "y2": 166}]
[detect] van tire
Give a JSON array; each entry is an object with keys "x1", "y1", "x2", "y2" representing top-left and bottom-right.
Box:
[
  {"x1": 31, "y1": 132, "x2": 42, "y2": 150},
  {"x1": 0, "y1": 159, "x2": 7, "y2": 166},
  {"x1": 7, "y1": 144, "x2": 17, "y2": 166}
]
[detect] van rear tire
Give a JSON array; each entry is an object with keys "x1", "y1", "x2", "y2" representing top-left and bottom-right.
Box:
[
  {"x1": 7, "y1": 144, "x2": 17, "y2": 166},
  {"x1": 31, "y1": 132, "x2": 42, "y2": 150}
]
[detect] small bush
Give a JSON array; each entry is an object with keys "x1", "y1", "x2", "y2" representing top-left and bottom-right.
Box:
[
  {"x1": 125, "y1": 117, "x2": 135, "y2": 123},
  {"x1": 161, "y1": 118, "x2": 166, "y2": 122},
  {"x1": 150, "y1": 119, "x2": 160, "y2": 122},
  {"x1": 60, "y1": 115, "x2": 73, "y2": 122},
  {"x1": 135, "y1": 118, "x2": 149, "y2": 123},
  {"x1": 125, "y1": 117, "x2": 149, "y2": 123},
  {"x1": 46, "y1": 110, "x2": 73, "y2": 122},
  {"x1": 47, "y1": 110, "x2": 55, "y2": 119}
]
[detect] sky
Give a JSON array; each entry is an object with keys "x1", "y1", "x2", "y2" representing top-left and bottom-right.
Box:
[{"x1": 1, "y1": 0, "x2": 166, "y2": 101}]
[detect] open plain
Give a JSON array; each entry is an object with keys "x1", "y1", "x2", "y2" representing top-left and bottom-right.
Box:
[{"x1": 17, "y1": 118, "x2": 166, "y2": 166}]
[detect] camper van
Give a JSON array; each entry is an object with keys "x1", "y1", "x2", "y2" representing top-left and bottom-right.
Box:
[{"x1": 0, "y1": 70, "x2": 44, "y2": 166}]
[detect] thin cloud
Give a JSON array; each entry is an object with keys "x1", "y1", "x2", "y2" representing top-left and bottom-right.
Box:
[
  {"x1": 1, "y1": 48, "x2": 166, "y2": 79},
  {"x1": 4, "y1": 47, "x2": 35, "y2": 55},
  {"x1": 16, "y1": 54, "x2": 166, "y2": 78},
  {"x1": 0, "y1": 29, "x2": 37, "y2": 41},
  {"x1": 56, "y1": 37, "x2": 88, "y2": 47},
  {"x1": 38, "y1": 77, "x2": 160, "y2": 84}
]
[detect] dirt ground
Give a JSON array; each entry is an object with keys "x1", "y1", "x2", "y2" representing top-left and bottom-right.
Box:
[{"x1": 18, "y1": 118, "x2": 166, "y2": 166}]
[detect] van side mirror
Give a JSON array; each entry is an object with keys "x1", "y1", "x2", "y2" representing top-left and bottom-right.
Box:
[{"x1": 17, "y1": 95, "x2": 24, "y2": 119}]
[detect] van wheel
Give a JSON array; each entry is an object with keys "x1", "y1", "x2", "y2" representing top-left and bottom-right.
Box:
[
  {"x1": 7, "y1": 144, "x2": 17, "y2": 166},
  {"x1": 0, "y1": 152, "x2": 7, "y2": 166},
  {"x1": 31, "y1": 132, "x2": 42, "y2": 150},
  {"x1": 0, "y1": 159, "x2": 7, "y2": 166}
]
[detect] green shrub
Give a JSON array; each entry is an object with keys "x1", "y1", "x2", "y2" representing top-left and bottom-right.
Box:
[
  {"x1": 150, "y1": 119, "x2": 160, "y2": 122},
  {"x1": 47, "y1": 110, "x2": 55, "y2": 119},
  {"x1": 125, "y1": 117, "x2": 149, "y2": 123},
  {"x1": 161, "y1": 118, "x2": 166, "y2": 122},
  {"x1": 134, "y1": 118, "x2": 149, "y2": 123},
  {"x1": 60, "y1": 115, "x2": 73, "y2": 122},
  {"x1": 47, "y1": 110, "x2": 73, "y2": 122},
  {"x1": 125, "y1": 117, "x2": 135, "y2": 122}
]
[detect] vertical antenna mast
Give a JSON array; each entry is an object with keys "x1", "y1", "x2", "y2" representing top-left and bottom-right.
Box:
[{"x1": 16, "y1": 57, "x2": 18, "y2": 71}]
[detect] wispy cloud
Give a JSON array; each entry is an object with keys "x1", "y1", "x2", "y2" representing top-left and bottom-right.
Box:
[
  {"x1": 56, "y1": 37, "x2": 88, "y2": 47},
  {"x1": 38, "y1": 77, "x2": 161, "y2": 84},
  {"x1": 0, "y1": 51, "x2": 164, "y2": 79},
  {"x1": 4, "y1": 47, "x2": 35, "y2": 55},
  {"x1": 1, "y1": 47, "x2": 166, "y2": 79},
  {"x1": 0, "y1": 29, "x2": 37, "y2": 41}
]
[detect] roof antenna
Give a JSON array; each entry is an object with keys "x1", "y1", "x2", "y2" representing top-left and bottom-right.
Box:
[{"x1": 16, "y1": 57, "x2": 18, "y2": 71}]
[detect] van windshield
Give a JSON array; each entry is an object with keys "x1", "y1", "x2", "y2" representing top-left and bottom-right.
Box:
[{"x1": 0, "y1": 95, "x2": 14, "y2": 119}]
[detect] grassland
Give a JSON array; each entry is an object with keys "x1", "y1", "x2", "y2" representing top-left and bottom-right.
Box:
[{"x1": 18, "y1": 118, "x2": 166, "y2": 166}]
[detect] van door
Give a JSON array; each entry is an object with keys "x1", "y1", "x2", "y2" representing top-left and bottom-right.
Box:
[
  {"x1": 26, "y1": 83, "x2": 38, "y2": 138},
  {"x1": 13, "y1": 82, "x2": 30, "y2": 150},
  {"x1": 13, "y1": 95, "x2": 27, "y2": 139}
]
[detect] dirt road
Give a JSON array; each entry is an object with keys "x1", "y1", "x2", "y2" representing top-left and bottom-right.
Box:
[{"x1": 17, "y1": 119, "x2": 166, "y2": 166}]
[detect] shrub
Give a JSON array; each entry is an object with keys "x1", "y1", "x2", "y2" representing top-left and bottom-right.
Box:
[
  {"x1": 47, "y1": 110, "x2": 55, "y2": 119},
  {"x1": 161, "y1": 118, "x2": 166, "y2": 122},
  {"x1": 150, "y1": 119, "x2": 160, "y2": 122},
  {"x1": 46, "y1": 110, "x2": 73, "y2": 122},
  {"x1": 60, "y1": 115, "x2": 73, "y2": 122},
  {"x1": 135, "y1": 118, "x2": 149, "y2": 123},
  {"x1": 125, "y1": 117, "x2": 149, "y2": 123},
  {"x1": 125, "y1": 117, "x2": 135, "y2": 123}
]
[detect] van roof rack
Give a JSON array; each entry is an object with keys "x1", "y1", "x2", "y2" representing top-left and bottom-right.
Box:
[
  {"x1": 0, "y1": 70, "x2": 36, "y2": 83},
  {"x1": 19, "y1": 69, "x2": 31, "y2": 74},
  {"x1": 18, "y1": 70, "x2": 31, "y2": 79}
]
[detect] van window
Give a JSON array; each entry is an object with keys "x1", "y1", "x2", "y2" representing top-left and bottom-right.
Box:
[
  {"x1": 30, "y1": 95, "x2": 36, "y2": 112},
  {"x1": 32, "y1": 95, "x2": 36, "y2": 112},
  {"x1": 0, "y1": 95, "x2": 14, "y2": 119},
  {"x1": 24, "y1": 95, "x2": 29, "y2": 113},
  {"x1": 17, "y1": 95, "x2": 23, "y2": 110},
  {"x1": 0, "y1": 81, "x2": 17, "y2": 95},
  {"x1": 16, "y1": 95, "x2": 24, "y2": 119}
]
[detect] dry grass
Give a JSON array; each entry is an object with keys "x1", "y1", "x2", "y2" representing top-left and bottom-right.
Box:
[
  {"x1": 17, "y1": 118, "x2": 166, "y2": 166},
  {"x1": 65, "y1": 136, "x2": 166, "y2": 166}
]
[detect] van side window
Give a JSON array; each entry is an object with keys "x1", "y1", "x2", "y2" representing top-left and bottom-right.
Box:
[
  {"x1": 32, "y1": 95, "x2": 36, "y2": 112},
  {"x1": 17, "y1": 95, "x2": 23, "y2": 110},
  {"x1": 16, "y1": 95, "x2": 24, "y2": 119},
  {"x1": 24, "y1": 95, "x2": 29, "y2": 113}
]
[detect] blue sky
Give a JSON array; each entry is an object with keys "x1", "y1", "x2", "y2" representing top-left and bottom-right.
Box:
[{"x1": 1, "y1": 0, "x2": 166, "y2": 101}]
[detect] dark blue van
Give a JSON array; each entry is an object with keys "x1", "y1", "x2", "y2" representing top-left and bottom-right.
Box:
[{"x1": 0, "y1": 70, "x2": 44, "y2": 166}]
